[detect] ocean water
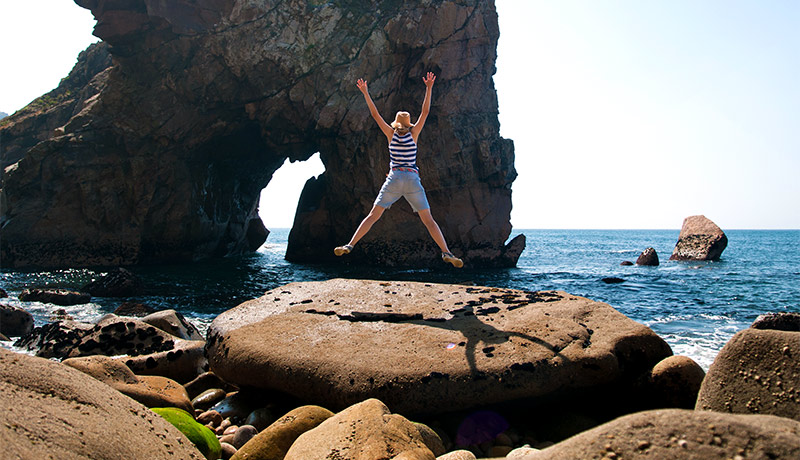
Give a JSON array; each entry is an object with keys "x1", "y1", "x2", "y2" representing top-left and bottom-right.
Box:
[{"x1": 2, "y1": 229, "x2": 798, "y2": 369}]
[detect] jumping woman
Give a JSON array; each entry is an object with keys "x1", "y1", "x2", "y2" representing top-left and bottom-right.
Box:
[{"x1": 334, "y1": 72, "x2": 463, "y2": 268}]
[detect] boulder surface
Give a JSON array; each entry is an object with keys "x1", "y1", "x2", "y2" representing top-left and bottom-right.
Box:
[
  {"x1": 522, "y1": 409, "x2": 800, "y2": 460},
  {"x1": 0, "y1": 0, "x2": 521, "y2": 268},
  {"x1": 696, "y1": 327, "x2": 800, "y2": 421},
  {"x1": 0, "y1": 348, "x2": 205, "y2": 459},
  {"x1": 206, "y1": 279, "x2": 671, "y2": 416},
  {"x1": 670, "y1": 215, "x2": 728, "y2": 260}
]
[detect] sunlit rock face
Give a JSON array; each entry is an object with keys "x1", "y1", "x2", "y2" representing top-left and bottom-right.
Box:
[{"x1": 0, "y1": 0, "x2": 522, "y2": 268}]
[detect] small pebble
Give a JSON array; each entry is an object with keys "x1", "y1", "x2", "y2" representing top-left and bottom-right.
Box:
[
  {"x1": 220, "y1": 442, "x2": 237, "y2": 460},
  {"x1": 231, "y1": 424, "x2": 258, "y2": 449},
  {"x1": 678, "y1": 439, "x2": 688, "y2": 448}
]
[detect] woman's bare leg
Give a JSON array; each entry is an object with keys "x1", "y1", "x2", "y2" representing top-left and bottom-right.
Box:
[
  {"x1": 418, "y1": 208, "x2": 450, "y2": 253},
  {"x1": 346, "y1": 205, "x2": 386, "y2": 247}
]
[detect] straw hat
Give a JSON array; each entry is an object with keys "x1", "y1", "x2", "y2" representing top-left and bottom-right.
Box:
[{"x1": 391, "y1": 111, "x2": 413, "y2": 130}]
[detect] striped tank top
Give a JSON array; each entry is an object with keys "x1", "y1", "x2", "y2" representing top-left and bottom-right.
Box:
[{"x1": 389, "y1": 131, "x2": 418, "y2": 172}]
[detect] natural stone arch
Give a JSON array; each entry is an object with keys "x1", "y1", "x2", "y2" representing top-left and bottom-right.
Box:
[{"x1": 0, "y1": 0, "x2": 524, "y2": 268}]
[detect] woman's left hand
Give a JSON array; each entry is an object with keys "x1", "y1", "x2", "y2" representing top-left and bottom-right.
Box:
[{"x1": 423, "y1": 72, "x2": 436, "y2": 87}]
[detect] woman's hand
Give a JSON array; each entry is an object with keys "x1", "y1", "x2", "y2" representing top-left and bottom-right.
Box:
[
  {"x1": 356, "y1": 78, "x2": 369, "y2": 93},
  {"x1": 423, "y1": 72, "x2": 436, "y2": 88}
]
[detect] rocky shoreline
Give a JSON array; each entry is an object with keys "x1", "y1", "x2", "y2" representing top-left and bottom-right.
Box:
[{"x1": 2, "y1": 278, "x2": 798, "y2": 459}]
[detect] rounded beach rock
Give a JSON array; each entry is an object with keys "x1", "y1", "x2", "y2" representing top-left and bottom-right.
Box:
[
  {"x1": 696, "y1": 327, "x2": 800, "y2": 421},
  {"x1": 0, "y1": 347, "x2": 205, "y2": 459},
  {"x1": 62, "y1": 354, "x2": 193, "y2": 412},
  {"x1": 523, "y1": 409, "x2": 800, "y2": 459},
  {"x1": 231, "y1": 405, "x2": 333, "y2": 460},
  {"x1": 648, "y1": 355, "x2": 705, "y2": 409},
  {"x1": 669, "y1": 215, "x2": 728, "y2": 261},
  {"x1": 207, "y1": 279, "x2": 672, "y2": 415},
  {"x1": 284, "y1": 399, "x2": 433, "y2": 460}
]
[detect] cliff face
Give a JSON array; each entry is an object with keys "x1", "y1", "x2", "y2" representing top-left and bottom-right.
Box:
[{"x1": 0, "y1": 0, "x2": 523, "y2": 268}]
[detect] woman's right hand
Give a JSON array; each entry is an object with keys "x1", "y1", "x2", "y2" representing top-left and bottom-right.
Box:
[{"x1": 356, "y1": 78, "x2": 368, "y2": 93}]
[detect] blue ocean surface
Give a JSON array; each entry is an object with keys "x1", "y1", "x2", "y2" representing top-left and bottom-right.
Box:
[{"x1": 2, "y1": 229, "x2": 798, "y2": 369}]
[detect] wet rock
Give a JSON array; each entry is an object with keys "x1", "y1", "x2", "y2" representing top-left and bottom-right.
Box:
[
  {"x1": 670, "y1": 215, "x2": 728, "y2": 261},
  {"x1": 284, "y1": 399, "x2": 433, "y2": 460},
  {"x1": 0, "y1": 288, "x2": 7, "y2": 297},
  {"x1": 197, "y1": 410, "x2": 223, "y2": 428},
  {"x1": 152, "y1": 407, "x2": 221, "y2": 460},
  {"x1": 231, "y1": 424, "x2": 258, "y2": 449},
  {"x1": 0, "y1": 348, "x2": 206, "y2": 459},
  {"x1": 751, "y1": 312, "x2": 800, "y2": 331},
  {"x1": 0, "y1": 303, "x2": 34, "y2": 337},
  {"x1": 601, "y1": 277, "x2": 625, "y2": 284},
  {"x1": 193, "y1": 388, "x2": 227, "y2": 411},
  {"x1": 620, "y1": 260, "x2": 634, "y2": 266},
  {"x1": 636, "y1": 247, "x2": 659, "y2": 266},
  {"x1": 231, "y1": 405, "x2": 333, "y2": 460},
  {"x1": 648, "y1": 355, "x2": 705, "y2": 409},
  {"x1": 82, "y1": 267, "x2": 144, "y2": 297},
  {"x1": 0, "y1": 1, "x2": 520, "y2": 269},
  {"x1": 245, "y1": 407, "x2": 277, "y2": 432},
  {"x1": 696, "y1": 327, "x2": 800, "y2": 421},
  {"x1": 220, "y1": 442, "x2": 237, "y2": 460},
  {"x1": 207, "y1": 279, "x2": 671, "y2": 416},
  {"x1": 14, "y1": 320, "x2": 96, "y2": 358},
  {"x1": 18, "y1": 288, "x2": 90, "y2": 306},
  {"x1": 522, "y1": 409, "x2": 800, "y2": 459}
]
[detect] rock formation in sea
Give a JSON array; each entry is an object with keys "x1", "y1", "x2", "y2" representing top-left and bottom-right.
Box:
[
  {"x1": 0, "y1": 0, "x2": 522, "y2": 269},
  {"x1": 670, "y1": 215, "x2": 728, "y2": 261}
]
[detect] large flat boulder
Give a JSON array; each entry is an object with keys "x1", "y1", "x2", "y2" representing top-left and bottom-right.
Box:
[
  {"x1": 207, "y1": 279, "x2": 671, "y2": 416},
  {"x1": 521, "y1": 409, "x2": 800, "y2": 460},
  {"x1": 0, "y1": 348, "x2": 205, "y2": 459}
]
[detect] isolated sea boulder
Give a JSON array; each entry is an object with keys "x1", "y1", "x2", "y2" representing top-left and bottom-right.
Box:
[
  {"x1": 18, "y1": 288, "x2": 91, "y2": 306},
  {"x1": 0, "y1": 348, "x2": 206, "y2": 459},
  {"x1": 0, "y1": 0, "x2": 521, "y2": 269},
  {"x1": 206, "y1": 279, "x2": 671, "y2": 416},
  {"x1": 636, "y1": 247, "x2": 659, "y2": 266},
  {"x1": 696, "y1": 326, "x2": 800, "y2": 421},
  {"x1": 670, "y1": 215, "x2": 728, "y2": 261}
]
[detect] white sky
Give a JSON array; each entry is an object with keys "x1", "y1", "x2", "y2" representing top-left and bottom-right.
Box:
[{"x1": 2, "y1": 1, "x2": 798, "y2": 230}]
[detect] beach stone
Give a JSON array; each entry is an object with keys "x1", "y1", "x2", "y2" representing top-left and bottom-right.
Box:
[
  {"x1": 220, "y1": 442, "x2": 237, "y2": 459},
  {"x1": 696, "y1": 327, "x2": 800, "y2": 421},
  {"x1": 284, "y1": 399, "x2": 433, "y2": 460},
  {"x1": 415, "y1": 422, "x2": 447, "y2": 456},
  {"x1": 197, "y1": 410, "x2": 223, "y2": 427},
  {"x1": 141, "y1": 308, "x2": 204, "y2": 341},
  {"x1": 751, "y1": 311, "x2": 800, "y2": 331},
  {"x1": 231, "y1": 405, "x2": 333, "y2": 460},
  {"x1": 0, "y1": 303, "x2": 34, "y2": 337},
  {"x1": 635, "y1": 247, "x2": 659, "y2": 266},
  {"x1": 521, "y1": 409, "x2": 800, "y2": 459},
  {"x1": 670, "y1": 215, "x2": 728, "y2": 260},
  {"x1": 245, "y1": 407, "x2": 277, "y2": 431},
  {"x1": 0, "y1": 347, "x2": 206, "y2": 459},
  {"x1": 62, "y1": 354, "x2": 193, "y2": 412},
  {"x1": 211, "y1": 390, "x2": 270, "y2": 421},
  {"x1": 437, "y1": 451, "x2": 476, "y2": 460},
  {"x1": 620, "y1": 260, "x2": 634, "y2": 266},
  {"x1": 81, "y1": 267, "x2": 145, "y2": 297},
  {"x1": 193, "y1": 388, "x2": 227, "y2": 411},
  {"x1": 207, "y1": 279, "x2": 672, "y2": 416},
  {"x1": 231, "y1": 424, "x2": 258, "y2": 449},
  {"x1": 18, "y1": 288, "x2": 91, "y2": 306},
  {"x1": 393, "y1": 448, "x2": 437, "y2": 460},
  {"x1": 648, "y1": 355, "x2": 706, "y2": 409}
]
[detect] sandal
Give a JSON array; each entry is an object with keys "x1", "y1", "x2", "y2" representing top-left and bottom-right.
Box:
[
  {"x1": 334, "y1": 244, "x2": 353, "y2": 256},
  {"x1": 442, "y1": 251, "x2": 464, "y2": 268}
]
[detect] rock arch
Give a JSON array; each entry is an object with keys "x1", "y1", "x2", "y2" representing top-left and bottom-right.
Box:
[{"x1": 0, "y1": 0, "x2": 524, "y2": 268}]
